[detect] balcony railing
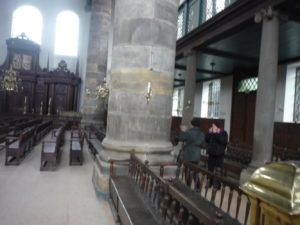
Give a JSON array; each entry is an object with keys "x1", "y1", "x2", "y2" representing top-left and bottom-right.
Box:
[{"x1": 177, "y1": 0, "x2": 238, "y2": 39}]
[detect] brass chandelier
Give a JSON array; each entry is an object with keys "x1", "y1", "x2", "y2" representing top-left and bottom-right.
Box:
[{"x1": 0, "y1": 65, "x2": 22, "y2": 92}]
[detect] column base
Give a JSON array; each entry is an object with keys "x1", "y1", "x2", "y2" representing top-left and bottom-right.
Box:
[{"x1": 92, "y1": 148, "x2": 177, "y2": 194}]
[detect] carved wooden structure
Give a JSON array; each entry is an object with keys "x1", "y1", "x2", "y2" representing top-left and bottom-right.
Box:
[{"x1": 0, "y1": 35, "x2": 81, "y2": 115}]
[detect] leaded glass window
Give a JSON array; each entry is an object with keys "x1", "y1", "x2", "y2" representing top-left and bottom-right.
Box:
[
  {"x1": 207, "y1": 80, "x2": 220, "y2": 117},
  {"x1": 205, "y1": 0, "x2": 226, "y2": 21},
  {"x1": 177, "y1": 9, "x2": 184, "y2": 39},
  {"x1": 238, "y1": 77, "x2": 258, "y2": 93},
  {"x1": 187, "y1": 0, "x2": 200, "y2": 33},
  {"x1": 11, "y1": 5, "x2": 43, "y2": 44},
  {"x1": 294, "y1": 68, "x2": 300, "y2": 122},
  {"x1": 172, "y1": 87, "x2": 184, "y2": 116},
  {"x1": 54, "y1": 11, "x2": 79, "y2": 56}
]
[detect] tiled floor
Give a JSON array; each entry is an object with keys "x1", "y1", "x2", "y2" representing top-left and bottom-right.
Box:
[{"x1": 0, "y1": 132, "x2": 115, "y2": 225}]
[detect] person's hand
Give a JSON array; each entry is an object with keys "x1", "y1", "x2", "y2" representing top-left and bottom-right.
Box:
[
  {"x1": 212, "y1": 124, "x2": 220, "y2": 133},
  {"x1": 180, "y1": 125, "x2": 187, "y2": 132},
  {"x1": 209, "y1": 127, "x2": 213, "y2": 133}
]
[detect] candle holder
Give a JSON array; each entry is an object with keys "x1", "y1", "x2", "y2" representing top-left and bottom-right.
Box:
[
  {"x1": 40, "y1": 101, "x2": 43, "y2": 115},
  {"x1": 23, "y1": 96, "x2": 27, "y2": 115},
  {"x1": 47, "y1": 98, "x2": 52, "y2": 116},
  {"x1": 145, "y1": 82, "x2": 152, "y2": 104}
]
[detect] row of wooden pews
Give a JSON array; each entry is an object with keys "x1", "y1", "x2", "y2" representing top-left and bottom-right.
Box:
[
  {"x1": 109, "y1": 154, "x2": 250, "y2": 225},
  {"x1": 40, "y1": 123, "x2": 67, "y2": 171},
  {"x1": 69, "y1": 126, "x2": 84, "y2": 165},
  {"x1": 5, "y1": 118, "x2": 53, "y2": 165},
  {"x1": 84, "y1": 124, "x2": 105, "y2": 158}
]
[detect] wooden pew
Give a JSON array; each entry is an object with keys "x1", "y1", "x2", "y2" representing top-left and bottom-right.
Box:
[
  {"x1": 34, "y1": 120, "x2": 53, "y2": 144},
  {"x1": 272, "y1": 145, "x2": 300, "y2": 161},
  {"x1": 8, "y1": 118, "x2": 43, "y2": 137},
  {"x1": 5, "y1": 126, "x2": 36, "y2": 165},
  {"x1": 109, "y1": 154, "x2": 220, "y2": 225},
  {"x1": 0, "y1": 125, "x2": 9, "y2": 143},
  {"x1": 160, "y1": 160, "x2": 251, "y2": 225},
  {"x1": 40, "y1": 124, "x2": 66, "y2": 171},
  {"x1": 69, "y1": 127, "x2": 84, "y2": 165},
  {"x1": 84, "y1": 125, "x2": 105, "y2": 157}
]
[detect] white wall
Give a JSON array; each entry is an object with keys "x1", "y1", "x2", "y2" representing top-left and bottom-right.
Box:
[
  {"x1": 274, "y1": 65, "x2": 287, "y2": 122},
  {"x1": 283, "y1": 63, "x2": 300, "y2": 122},
  {"x1": 193, "y1": 82, "x2": 202, "y2": 117}
]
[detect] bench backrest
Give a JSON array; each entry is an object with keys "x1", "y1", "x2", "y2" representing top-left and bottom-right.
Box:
[
  {"x1": 110, "y1": 155, "x2": 218, "y2": 225},
  {"x1": 89, "y1": 125, "x2": 105, "y2": 141},
  {"x1": 174, "y1": 161, "x2": 250, "y2": 225},
  {"x1": 36, "y1": 120, "x2": 52, "y2": 133}
]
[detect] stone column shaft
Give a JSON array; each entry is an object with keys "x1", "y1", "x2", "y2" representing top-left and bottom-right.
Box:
[
  {"x1": 182, "y1": 51, "x2": 197, "y2": 126},
  {"x1": 82, "y1": 0, "x2": 112, "y2": 125},
  {"x1": 252, "y1": 11, "x2": 279, "y2": 166}
]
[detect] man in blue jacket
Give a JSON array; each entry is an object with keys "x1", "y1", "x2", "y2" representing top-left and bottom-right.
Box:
[{"x1": 178, "y1": 118, "x2": 205, "y2": 164}]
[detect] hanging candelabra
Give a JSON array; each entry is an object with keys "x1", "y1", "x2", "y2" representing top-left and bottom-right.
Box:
[{"x1": 0, "y1": 65, "x2": 22, "y2": 92}]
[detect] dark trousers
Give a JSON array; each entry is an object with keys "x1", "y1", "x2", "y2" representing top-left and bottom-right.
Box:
[{"x1": 207, "y1": 155, "x2": 224, "y2": 188}]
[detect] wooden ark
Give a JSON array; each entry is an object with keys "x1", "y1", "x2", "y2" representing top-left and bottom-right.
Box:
[{"x1": 0, "y1": 34, "x2": 81, "y2": 116}]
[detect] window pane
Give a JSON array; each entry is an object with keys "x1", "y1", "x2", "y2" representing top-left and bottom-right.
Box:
[
  {"x1": 11, "y1": 5, "x2": 43, "y2": 44},
  {"x1": 294, "y1": 68, "x2": 300, "y2": 122},
  {"x1": 54, "y1": 11, "x2": 79, "y2": 57},
  {"x1": 207, "y1": 79, "x2": 220, "y2": 118},
  {"x1": 187, "y1": 0, "x2": 200, "y2": 33},
  {"x1": 238, "y1": 77, "x2": 258, "y2": 93}
]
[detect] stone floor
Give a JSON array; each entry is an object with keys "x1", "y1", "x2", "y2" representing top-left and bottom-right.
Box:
[{"x1": 0, "y1": 132, "x2": 115, "y2": 225}]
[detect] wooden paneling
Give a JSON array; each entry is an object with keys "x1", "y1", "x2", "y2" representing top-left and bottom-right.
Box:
[{"x1": 273, "y1": 122, "x2": 300, "y2": 149}]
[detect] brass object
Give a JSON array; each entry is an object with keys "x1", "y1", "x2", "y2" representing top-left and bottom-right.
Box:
[
  {"x1": 0, "y1": 65, "x2": 22, "y2": 92},
  {"x1": 96, "y1": 83, "x2": 109, "y2": 99},
  {"x1": 145, "y1": 82, "x2": 152, "y2": 104},
  {"x1": 39, "y1": 101, "x2": 43, "y2": 115},
  {"x1": 242, "y1": 161, "x2": 300, "y2": 225},
  {"x1": 47, "y1": 97, "x2": 52, "y2": 116},
  {"x1": 23, "y1": 96, "x2": 27, "y2": 115},
  {"x1": 86, "y1": 82, "x2": 109, "y2": 99}
]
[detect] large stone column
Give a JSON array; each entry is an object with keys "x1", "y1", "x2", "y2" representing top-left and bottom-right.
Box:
[
  {"x1": 82, "y1": 0, "x2": 112, "y2": 125},
  {"x1": 240, "y1": 7, "x2": 279, "y2": 184},
  {"x1": 102, "y1": 0, "x2": 179, "y2": 161},
  {"x1": 181, "y1": 51, "x2": 197, "y2": 126},
  {"x1": 251, "y1": 8, "x2": 279, "y2": 167},
  {"x1": 93, "y1": 0, "x2": 179, "y2": 193}
]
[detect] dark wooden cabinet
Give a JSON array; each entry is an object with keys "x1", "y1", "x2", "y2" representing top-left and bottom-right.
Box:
[{"x1": 0, "y1": 35, "x2": 81, "y2": 116}]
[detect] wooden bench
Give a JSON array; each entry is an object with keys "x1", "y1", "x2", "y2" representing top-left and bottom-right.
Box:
[
  {"x1": 8, "y1": 118, "x2": 43, "y2": 137},
  {"x1": 84, "y1": 125, "x2": 105, "y2": 157},
  {"x1": 69, "y1": 127, "x2": 84, "y2": 165},
  {"x1": 40, "y1": 124, "x2": 66, "y2": 171},
  {"x1": 0, "y1": 125, "x2": 9, "y2": 143},
  {"x1": 272, "y1": 145, "x2": 300, "y2": 161},
  {"x1": 5, "y1": 126, "x2": 36, "y2": 165},
  {"x1": 225, "y1": 143, "x2": 252, "y2": 165},
  {"x1": 109, "y1": 154, "x2": 223, "y2": 225},
  {"x1": 160, "y1": 160, "x2": 251, "y2": 225},
  {"x1": 34, "y1": 120, "x2": 53, "y2": 144}
]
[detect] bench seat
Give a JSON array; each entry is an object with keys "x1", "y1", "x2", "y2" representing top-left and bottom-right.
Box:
[
  {"x1": 110, "y1": 176, "x2": 164, "y2": 225},
  {"x1": 9, "y1": 140, "x2": 20, "y2": 149},
  {"x1": 169, "y1": 179, "x2": 241, "y2": 225},
  {"x1": 71, "y1": 141, "x2": 81, "y2": 151},
  {"x1": 43, "y1": 143, "x2": 56, "y2": 153}
]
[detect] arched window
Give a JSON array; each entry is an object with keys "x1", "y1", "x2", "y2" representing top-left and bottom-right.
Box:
[
  {"x1": 11, "y1": 5, "x2": 43, "y2": 44},
  {"x1": 54, "y1": 11, "x2": 79, "y2": 57}
]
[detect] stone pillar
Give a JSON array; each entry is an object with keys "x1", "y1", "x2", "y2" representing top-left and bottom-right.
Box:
[
  {"x1": 251, "y1": 7, "x2": 279, "y2": 167},
  {"x1": 81, "y1": 0, "x2": 112, "y2": 125},
  {"x1": 93, "y1": 0, "x2": 179, "y2": 194},
  {"x1": 240, "y1": 7, "x2": 279, "y2": 185},
  {"x1": 181, "y1": 51, "x2": 197, "y2": 126}
]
